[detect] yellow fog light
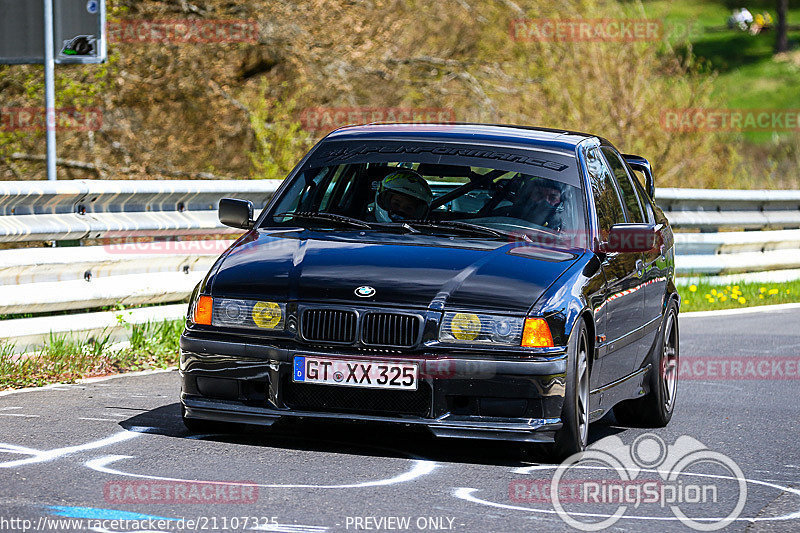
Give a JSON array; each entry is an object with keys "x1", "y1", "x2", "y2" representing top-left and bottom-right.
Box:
[
  {"x1": 252, "y1": 301, "x2": 283, "y2": 329},
  {"x1": 451, "y1": 313, "x2": 481, "y2": 341},
  {"x1": 210, "y1": 298, "x2": 286, "y2": 331}
]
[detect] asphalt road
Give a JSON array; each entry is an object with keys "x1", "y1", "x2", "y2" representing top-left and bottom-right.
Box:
[{"x1": 1, "y1": 306, "x2": 799, "y2": 533}]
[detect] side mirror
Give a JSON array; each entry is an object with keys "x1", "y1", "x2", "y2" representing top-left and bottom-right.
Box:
[
  {"x1": 603, "y1": 223, "x2": 658, "y2": 253},
  {"x1": 623, "y1": 154, "x2": 655, "y2": 199},
  {"x1": 219, "y1": 198, "x2": 254, "y2": 230}
]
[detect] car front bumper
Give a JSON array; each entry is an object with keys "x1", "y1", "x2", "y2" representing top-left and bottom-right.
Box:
[{"x1": 179, "y1": 333, "x2": 568, "y2": 443}]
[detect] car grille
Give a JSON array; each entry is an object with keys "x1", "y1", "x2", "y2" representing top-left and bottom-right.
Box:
[
  {"x1": 362, "y1": 313, "x2": 420, "y2": 347},
  {"x1": 283, "y1": 380, "x2": 432, "y2": 417},
  {"x1": 302, "y1": 309, "x2": 357, "y2": 343}
]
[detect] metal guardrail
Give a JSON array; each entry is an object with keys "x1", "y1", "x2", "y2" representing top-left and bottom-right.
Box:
[
  {"x1": 0, "y1": 179, "x2": 283, "y2": 242},
  {"x1": 1, "y1": 181, "x2": 799, "y2": 350},
  {"x1": 658, "y1": 188, "x2": 800, "y2": 277},
  {"x1": 0, "y1": 180, "x2": 281, "y2": 351}
]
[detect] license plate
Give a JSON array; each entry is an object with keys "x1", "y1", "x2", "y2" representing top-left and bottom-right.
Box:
[{"x1": 292, "y1": 356, "x2": 418, "y2": 391}]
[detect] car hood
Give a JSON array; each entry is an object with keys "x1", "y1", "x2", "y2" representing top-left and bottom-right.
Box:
[{"x1": 208, "y1": 229, "x2": 579, "y2": 314}]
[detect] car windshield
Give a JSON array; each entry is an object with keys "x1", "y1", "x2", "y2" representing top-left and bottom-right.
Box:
[{"x1": 264, "y1": 140, "x2": 586, "y2": 249}]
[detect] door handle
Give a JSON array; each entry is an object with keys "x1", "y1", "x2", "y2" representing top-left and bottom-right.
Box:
[{"x1": 635, "y1": 259, "x2": 644, "y2": 278}]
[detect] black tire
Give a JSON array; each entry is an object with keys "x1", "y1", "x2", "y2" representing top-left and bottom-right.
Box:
[
  {"x1": 181, "y1": 404, "x2": 242, "y2": 434},
  {"x1": 550, "y1": 319, "x2": 591, "y2": 461},
  {"x1": 613, "y1": 300, "x2": 679, "y2": 427}
]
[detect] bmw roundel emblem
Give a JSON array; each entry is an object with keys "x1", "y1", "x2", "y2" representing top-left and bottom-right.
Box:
[{"x1": 355, "y1": 286, "x2": 376, "y2": 298}]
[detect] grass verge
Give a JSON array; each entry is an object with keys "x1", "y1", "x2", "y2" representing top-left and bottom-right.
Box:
[
  {"x1": 679, "y1": 279, "x2": 800, "y2": 313},
  {"x1": 0, "y1": 320, "x2": 183, "y2": 390}
]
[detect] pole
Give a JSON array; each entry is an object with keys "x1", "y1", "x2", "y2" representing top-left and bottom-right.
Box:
[{"x1": 43, "y1": 0, "x2": 56, "y2": 181}]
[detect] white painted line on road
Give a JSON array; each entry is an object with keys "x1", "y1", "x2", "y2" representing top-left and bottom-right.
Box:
[
  {"x1": 0, "y1": 383, "x2": 79, "y2": 397},
  {"x1": 0, "y1": 407, "x2": 23, "y2": 411},
  {"x1": 79, "y1": 417, "x2": 119, "y2": 422},
  {"x1": 0, "y1": 413, "x2": 39, "y2": 418},
  {"x1": 0, "y1": 430, "x2": 141, "y2": 468},
  {"x1": 86, "y1": 454, "x2": 439, "y2": 489},
  {"x1": 78, "y1": 368, "x2": 177, "y2": 385},
  {"x1": 0, "y1": 368, "x2": 177, "y2": 397},
  {"x1": 682, "y1": 302, "x2": 800, "y2": 318},
  {"x1": 0, "y1": 443, "x2": 40, "y2": 455}
]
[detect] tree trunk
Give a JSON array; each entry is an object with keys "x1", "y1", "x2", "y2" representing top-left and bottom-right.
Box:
[{"x1": 776, "y1": 0, "x2": 789, "y2": 53}]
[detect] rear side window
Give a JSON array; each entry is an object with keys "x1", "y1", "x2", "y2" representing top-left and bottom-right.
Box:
[
  {"x1": 601, "y1": 147, "x2": 644, "y2": 224},
  {"x1": 585, "y1": 147, "x2": 626, "y2": 236}
]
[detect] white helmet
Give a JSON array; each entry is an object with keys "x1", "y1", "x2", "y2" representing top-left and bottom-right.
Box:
[{"x1": 374, "y1": 168, "x2": 433, "y2": 222}]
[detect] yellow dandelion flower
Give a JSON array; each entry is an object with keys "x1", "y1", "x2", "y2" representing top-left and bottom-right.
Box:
[
  {"x1": 719, "y1": 295, "x2": 727, "y2": 302},
  {"x1": 689, "y1": 285, "x2": 697, "y2": 293},
  {"x1": 759, "y1": 294, "x2": 764, "y2": 299},
  {"x1": 768, "y1": 288, "x2": 779, "y2": 295},
  {"x1": 738, "y1": 297, "x2": 746, "y2": 304},
  {"x1": 711, "y1": 289, "x2": 718, "y2": 296},
  {"x1": 759, "y1": 287, "x2": 766, "y2": 293},
  {"x1": 733, "y1": 285, "x2": 740, "y2": 291}
]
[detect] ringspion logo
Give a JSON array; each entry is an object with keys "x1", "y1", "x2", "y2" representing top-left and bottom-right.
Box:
[{"x1": 546, "y1": 434, "x2": 746, "y2": 530}]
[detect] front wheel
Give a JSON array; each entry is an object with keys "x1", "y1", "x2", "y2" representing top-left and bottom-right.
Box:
[
  {"x1": 550, "y1": 320, "x2": 591, "y2": 461},
  {"x1": 614, "y1": 301, "x2": 679, "y2": 427}
]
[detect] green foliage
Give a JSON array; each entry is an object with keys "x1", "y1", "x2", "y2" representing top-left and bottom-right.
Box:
[
  {"x1": 1, "y1": 0, "x2": 798, "y2": 187},
  {"x1": 680, "y1": 279, "x2": 800, "y2": 312},
  {"x1": 248, "y1": 82, "x2": 313, "y2": 180},
  {"x1": 0, "y1": 319, "x2": 182, "y2": 390}
]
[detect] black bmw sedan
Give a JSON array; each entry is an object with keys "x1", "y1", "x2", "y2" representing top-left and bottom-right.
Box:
[{"x1": 180, "y1": 123, "x2": 680, "y2": 459}]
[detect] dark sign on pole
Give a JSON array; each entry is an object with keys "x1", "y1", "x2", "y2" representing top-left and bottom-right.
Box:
[{"x1": 0, "y1": 0, "x2": 106, "y2": 65}]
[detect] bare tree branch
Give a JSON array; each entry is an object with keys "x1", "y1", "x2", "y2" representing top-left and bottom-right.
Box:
[{"x1": 9, "y1": 153, "x2": 240, "y2": 180}]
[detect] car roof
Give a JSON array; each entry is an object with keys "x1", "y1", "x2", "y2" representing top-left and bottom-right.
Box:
[{"x1": 324, "y1": 122, "x2": 601, "y2": 152}]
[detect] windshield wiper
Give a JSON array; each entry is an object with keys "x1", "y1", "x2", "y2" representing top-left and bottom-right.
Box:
[
  {"x1": 274, "y1": 211, "x2": 373, "y2": 229},
  {"x1": 404, "y1": 220, "x2": 513, "y2": 240}
]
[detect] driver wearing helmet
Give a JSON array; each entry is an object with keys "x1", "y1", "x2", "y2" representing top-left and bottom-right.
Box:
[
  {"x1": 373, "y1": 168, "x2": 433, "y2": 222},
  {"x1": 511, "y1": 177, "x2": 565, "y2": 231}
]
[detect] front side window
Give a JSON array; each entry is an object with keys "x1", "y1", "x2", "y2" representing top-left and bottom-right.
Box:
[
  {"x1": 265, "y1": 141, "x2": 588, "y2": 249},
  {"x1": 585, "y1": 146, "x2": 626, "y2": 238},
  {"x1": 601, "y1": 146, "x2": 644, "y2": 224}
]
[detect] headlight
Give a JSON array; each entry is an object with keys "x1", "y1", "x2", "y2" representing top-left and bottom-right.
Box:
[
  {"x1": 195, "y1": 297, "x2": 286, "y2": 331},
  {"x1": 439, "y1": 312, "x2": 524, "y2": 346}
]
